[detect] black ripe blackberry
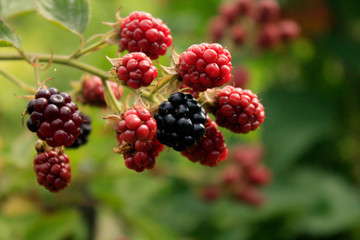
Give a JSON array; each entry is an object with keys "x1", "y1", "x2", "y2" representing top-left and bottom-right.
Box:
[
  {"x1": 25, "y1": 87, "x2": 83, "y2": 147},
  {"x1": 155, "y1": 92, "x2": 207, "y2": 151},
  {"x1": 68, "y1": 113, "x2": 92, "y2": 149}
]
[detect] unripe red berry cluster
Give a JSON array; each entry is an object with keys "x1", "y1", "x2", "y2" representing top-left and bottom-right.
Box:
[
  {"x1": 201, "y1": 145, "x2": 271, "y2": 206},
  {"x1": 81, "y1": 75, "x2": 123, "y2": 107},
  {"x1": 209, "y1": 0, "x2": 301, "y2": 49},
  {"x1": 119, "y1": 11, "x2": 173, "y2": 60},
  {"x1": 209, "y1": 86, "x2": 265, "y2": 134},
  {"x1": 117, "y1": 52, "x2": 158, "y2": 89},
  {"x1": 181, "y1": 117, "x2": 228, "y2": 167},
  {"x1": 114, "y1": 107, "x2": 164, "y2": 172},
  {"x1": 178, "y1": 43, "x2": 232, "y2": 92},
  {"x1": 116, "y1": 107, "x2": 157, "y2": 144}
]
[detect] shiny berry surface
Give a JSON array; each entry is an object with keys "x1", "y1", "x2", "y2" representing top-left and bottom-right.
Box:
[
  {"x1": 120, "y1": 11, "x2": 173, "y2": 59},
  {"x1": 179, "y1": 43, "x2": 232, "y2": 92}
]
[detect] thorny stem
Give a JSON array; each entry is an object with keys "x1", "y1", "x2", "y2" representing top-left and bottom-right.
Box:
[{"x1": 0, "y1": 68, "x2": 37, "y2": 94}]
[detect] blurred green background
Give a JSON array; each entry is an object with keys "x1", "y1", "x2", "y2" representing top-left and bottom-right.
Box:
[{"x1": 1, "y1": 0, "x2": 360, "y2": 239}]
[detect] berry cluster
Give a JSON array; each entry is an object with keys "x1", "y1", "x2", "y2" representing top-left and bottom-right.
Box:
[
  {"x1": 209, "y1": 85, "x2": 265, "y2": 134},
  {"x1": 181, "y1": 117, "x2": 228, "y2": 167},
  {"x1": 80, "y1": 75, "x2": 123, "y2": 107},
  {"x1": 26, "y1": 87, "x2": 83, "y2": 147},
  {"x1": 33, "y1": 144, "x2": 71, "y2": 192},
  {"x1": 118, "y1": 11, "x2": 173, "y2": 59},
  {"x1": 201, "y1": 145, "x2": 271, "y2": 206},
  {"x1": 20, "y1": 8, "x2": 268, "y2": 196},
  {"x1": 209, "y1": 0, "x2": 301, "y2": 49},
  {"x1": 155, "y1": 92, "x2": 207, "y2": 151},
  {"x1": 178, "y1": 43, "x2": 232, "y2": 92}
]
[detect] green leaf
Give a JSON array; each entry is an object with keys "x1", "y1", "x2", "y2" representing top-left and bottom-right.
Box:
[
  {"x1": 0, "y1": 20, "x2": 22, "y2": 48},
  {"x1": 36, "y1": 0, "x2": 90, "y2": 35},
  {"x1": 0, "y1": 0, "x2": 35, "y2": 19}
]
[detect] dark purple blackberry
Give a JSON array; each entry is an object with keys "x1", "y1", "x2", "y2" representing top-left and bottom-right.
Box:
[
  {"x1": 33, "y1": 150, "x2": 71, "y2": 192},
  {"x1": 25, "y1": 87, "x2": 83, "y2": 147},
  {"x1": 68, "y1": 113, "x2": 92, "y2": 149},
  {"x1": 155, "y1": 92, "x2": 207, "y2": 151}
]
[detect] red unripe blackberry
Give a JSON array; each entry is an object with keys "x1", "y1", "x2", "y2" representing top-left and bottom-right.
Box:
[
  {"x1": 179, "y1": 43, "x2": 232, "y2": 91},
  {"x1": 120, "y1": 11, "x2": 173, "y2": 59},
  {"x1": 209, "y1": 17, "x2": 227, "y2": 42},
  {"x1": 233, "y1": 187, "x2": 264, "y2": 206},
  {"x1": 278, "y1": 20, "x2": 301, "y2": 42},
  {"x1": 228, "y1": 66, "x2": 249, "y2": 89},
  {"x1": 257, "y1": 23, "x2": 280, "y2": 48},
  {"x1": 210, "y1": 86, "x2": 265, "y2": 134},
  {"x1": 222, "y1": 165, "x2": 242, "y2": 185},
  {"x1": 254, "y1": 0, "x2": 280, "y2": 23},
  {"x1": 26, "y1": 88, "x2": 83, "y2": 147},
  {"x1": 181, "y1": 117, "x2": 228, "y2": 166},
  {"x1": 231, "y1": 24, "x2": 246, "y2": 45},
  {"x1": 248, "y1": 165, "x2": 272, "y2": 185},
  {"x1": 33, "y1": 150, "x2": 71, "y2": 192},
  {"x1": 219, "y1": 2, "x2": 238, "y2": 24},
  {"x1": 117, "y1": 107, "x2": 157, "y2": 144},
  {"x1": 233, "y1": 145, "x2": 264, "y2": 168},
  {"x1": 235, "y1": 0, "x2": 252, "y2": 16},
  {"x1": 121, "y1": 137, "x2": 164, "y2": 172},
  {"x1": 201, "y1": 186, "x2": 221, "y2": 202},
  {"x1": 82, "y1": 75, "x2": 123, "y2": 106},
  {"x1": 68, "y1": 113, "x2": 91, "y2": 149},
  {"x1": 155, "y1": 92, "x2": 207, "y2": 151},
  {"x1": 117, "y1": 52, "x2": 158, "y2": 89}
]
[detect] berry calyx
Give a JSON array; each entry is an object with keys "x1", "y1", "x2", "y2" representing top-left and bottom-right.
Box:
[
  {"x1": 116, "y1": 52, "x2": 158, "y2": 89},
  {"x1": 155, "y1": 92, "x2": 207, "y2": 151},
  {"x1": 181, "y1": 117, "x2": 228, "y2": 166},
  {"x1": 81, "y1": 75, "x2": 123, "y2": 107},
  {"x1": 178, "y1": 43, "x2": 232, "y2": 92},
  {"x1": 26, "y1": 87, "x2": 83, "y2": 147},
  {"x1": 210, "y1": 85, "x2": 265, "y2": 133},
  {"x1": 119, "y1": 11, "x2": 173, "y2": 59},
  {"x1": 33, "y1": 150, "x2": 71, "y2": 192}
]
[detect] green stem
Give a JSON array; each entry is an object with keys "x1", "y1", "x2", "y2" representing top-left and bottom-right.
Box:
[
  {"x1": 0, "y1": 52, "x2": 111, "y2": 80},
  {"x1": 0, "y1": 68, "x2": 37, "y2": 94},
  {"x1": 73, "y1": 40, "x2": 108, "y2": 59},
  {"x1": 102, "y1": 78, "x2": 122, "y2": 114}
]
